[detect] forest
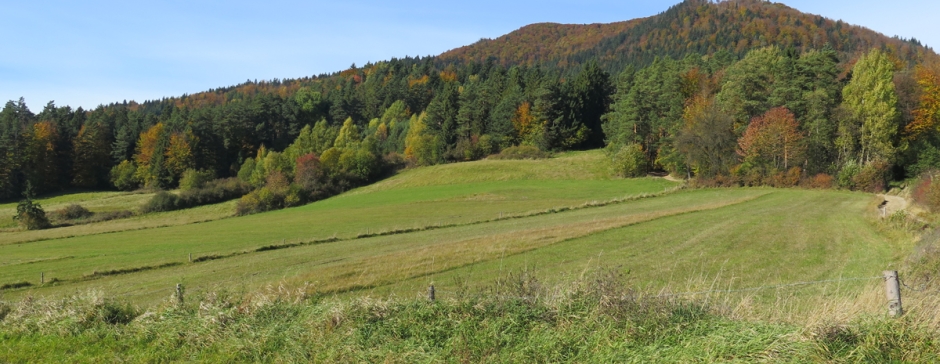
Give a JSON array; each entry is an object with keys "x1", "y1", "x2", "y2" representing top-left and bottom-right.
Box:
[{"x1": 1, "y1": 0, "x2": 938, "y2": 211}]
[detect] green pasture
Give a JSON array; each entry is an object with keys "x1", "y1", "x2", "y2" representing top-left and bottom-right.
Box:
[
  {"x1": 0, "y1": 178, "x2": 675, "y2": 289},
  {"x1": 0, "y1": 151, "x2": 674, "y2": 295},
  {"x1": 0, "y1": 190, "x2": 155, "y2": 230},
  {"x1": 0, "y1": 150, "x2": 909, "y2": 319}
]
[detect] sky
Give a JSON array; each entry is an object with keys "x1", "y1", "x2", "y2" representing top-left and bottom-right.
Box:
[{"x1": 2, "y1": 0, "x2": 937, "y2": 111}]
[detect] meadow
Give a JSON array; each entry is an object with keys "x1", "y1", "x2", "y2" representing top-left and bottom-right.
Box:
[{"x1": 1, "y1": 150, "x2": 937, "y2": 362}]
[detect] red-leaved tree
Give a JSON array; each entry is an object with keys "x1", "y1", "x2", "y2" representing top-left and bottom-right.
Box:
[{"x1": 738, "y1": 107, "x2": 805, "y2": 171}]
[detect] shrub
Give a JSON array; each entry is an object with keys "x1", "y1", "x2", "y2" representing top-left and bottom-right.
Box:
[
  {"x1": 178, "y1": 169, "x2": 215, "y2": 191},
  {"x1": 742, "y1": 167, "x2": 765, "y2": 187},
  {"x1": 911, "y1": 174, "x2": 940, "y2": 211},
  {"x1": 769, "y1": 167, "x2": 801, "y2": 188},
  {"x1": 837, "y1": 161, "x2": 861, "y2": 189},
  {"x1": 853, "y1": 160, "x2": 890, "y2": 192},
  {"x1": 141, "y1": 178, "x2": 252, "y2": 214},
  {"x1": 14, "y1": 183, "x2": 50, "y2": 230},
  {"x1": 803, "y1": 173, "x2": 834, "y2": 189},
  {"x1": 608, "y1": 143, "x2": 648, "y2": 178},
  {"x1": 237, "y1": 187, "x2": 279, "y2": 215},
  {"x1": 489, "y1": 145, "x2": 550, "y2": 160},
  {"x1": 236, "y1": 177, "x2": 305, "y2": 216},
  {"x1": 110, "y1": 160, "x2": 139, "y2": 191},
  {"x1": 141, "y1": 191, "x2": 180, "y2": 213},
  {"x1": 51, "y1": 204, "x2": 93, "y2": 220}
]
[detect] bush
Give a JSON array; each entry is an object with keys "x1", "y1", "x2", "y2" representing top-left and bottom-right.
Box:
[
  {"x1": 853, "y1": 160, "x2": 890, "y2": 192},
  {"x1": 730, "y1": 164, "x2": 764, "y2": 187},
  {"x1": 110, "y1": 160, "x2": 139, "y2": 191},
  {"x1": 837, "y1": 161, "x2": 861, "y2": 189},
  {"x1": 769, "y1": 167, "x2": 802, "y2": 188},
  {"x1": 141, "y1": 191, "x2": 180, "y2": 213},
  {"x1": 236, "y1": 177, "x2": 304, "y2": 216},
  {"x1": 51, "y1": 204, "x2": 93, "y2": 220},
  {"x1": 489, "y1": 145, "x2": 550, "y2": 160},
  {"x1": 141, "y1": 178, "x2": 251, "y2": 214},
  {"x1": 911, "y1": 173, "x2": 940, "y2": 211},
  {"x1": 608, "y1": 143, "x2": 648, "y2": 178},
  {"x1": 802, "y1": 173, "x2": 834, "y2": 189},
  {"x1": 178, "y1": 169, "x2": 215, "y2": 191},
  {"x1": 14, "y1": 184, "x2": 51, "y2": 230}
]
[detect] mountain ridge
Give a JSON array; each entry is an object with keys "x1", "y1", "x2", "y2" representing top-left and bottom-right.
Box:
[
  {"x1": 108, "y1": 0, "x2": 934, "y2": 112},
  {"x1": 438, "y1": 0, "x2": 931, "y2": 72}
]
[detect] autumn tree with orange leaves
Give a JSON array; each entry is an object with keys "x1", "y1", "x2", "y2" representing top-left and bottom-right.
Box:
[
  {"x1": 133, "y1": 123, "x2": 170, "y2": 187},
  {"x1": 738, "y1": 107, "x2": 805, "y2": 172}
]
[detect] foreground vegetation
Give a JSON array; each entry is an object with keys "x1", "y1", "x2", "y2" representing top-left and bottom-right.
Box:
[{"x1": 1, "y1": 267, "x2": 939, "y2": 362}]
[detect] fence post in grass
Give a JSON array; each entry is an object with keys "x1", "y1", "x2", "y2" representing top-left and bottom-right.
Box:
[
  {"x1": 176, "y1": 283, "x2": 184, "y2": 305},
  {"x1": 428, "y1": 285, "x2": 435, "y2": 302},
  {"x1": 41, "y1": 272, "x2": 44, "y2": 284},
  {"x1": 883, "y1": 270, "x2": 902, "y2": 317}
]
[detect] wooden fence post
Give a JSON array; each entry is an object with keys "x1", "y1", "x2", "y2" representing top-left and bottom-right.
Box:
[
  {"x1": 883, "y1": 270, "x2": 902, "y2": 317},
  {"x1": 428, "y1": 285, "x2": 435, "y2": 302},
  {"x1": 41, "y1": 272, "x2": 44, "y2": 284},
  {"x1": 176, "y1": 283, "x2": 184, "y2": 305}
]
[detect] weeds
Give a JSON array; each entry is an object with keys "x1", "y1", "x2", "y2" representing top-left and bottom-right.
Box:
[{"x1": 0, "y1": 269, "x2": 938, "y2": 362}]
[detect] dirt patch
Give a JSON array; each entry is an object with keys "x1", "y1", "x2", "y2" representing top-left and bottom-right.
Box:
[
  {"x1": 879, "y1": 193, "x2": 927, "y2": 217},
  {"x1": 648, "y1": 172, "x2": 685, "y2": 183}
]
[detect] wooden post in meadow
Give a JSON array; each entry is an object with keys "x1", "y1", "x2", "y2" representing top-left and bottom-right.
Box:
[
  {"x1": 41, "y1": 272, "x2": 44, "y2": 284},
  {"x1": 883, "y1": 270, "x2": 902, "y2": 317},
  {"x1": 428, "y1": 285, "x2": 435, "y2": 302},
  {"x1": 176, "y1": 283, "x2": 184, "y2": 305}
]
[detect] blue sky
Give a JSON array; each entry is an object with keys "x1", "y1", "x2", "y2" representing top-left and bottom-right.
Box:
[{"x1": 2, "y1": 0, "x2": 937, "y2": 110}]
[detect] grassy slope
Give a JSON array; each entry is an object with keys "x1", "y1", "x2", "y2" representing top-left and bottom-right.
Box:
[
  {"x1": 0, "y1": 151, "x2": 908, "y2": 320},
  {"x1": 0, "y1": 150, "x2": 932, "y2": 362},
  {"x1": 0, "y1": 200, "x2": 238, "y2": 245},
  {"x1": 0, "y1": 151, "x2": 675, "y2": 297},
  {"x1": 0, "y1": 191, "x2": 155, "y2": 230},
  {"x1": 380, "y1": 189, "x2": 906, "y2": 309}
]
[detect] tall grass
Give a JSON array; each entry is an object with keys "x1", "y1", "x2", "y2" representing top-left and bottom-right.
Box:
[{"x1": 1, "y1": 269, "x2": 937, "y2": 362}]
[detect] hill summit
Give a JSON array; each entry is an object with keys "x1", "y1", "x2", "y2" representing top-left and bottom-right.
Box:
[{"x1": 439, "y1": 0, "x2": 930, "y2": 71}]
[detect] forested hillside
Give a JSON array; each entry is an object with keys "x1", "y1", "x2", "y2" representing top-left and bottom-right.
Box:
[
  {"x1": 1, "y1": 0, "x2": 937, "y2": 205},
  {"x1": 439, "y1": 0, "x2": 930, "y2": 71}
]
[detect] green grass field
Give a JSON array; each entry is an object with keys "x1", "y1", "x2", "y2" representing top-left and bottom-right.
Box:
[
  {"x1": 0, "y1": 150, "x2": 935, "y2": 362},
  {"x1": 0, "y1": 190, "x2": 155, "y2": 230},
  {"x1": 0, "y1": 150, "x2": 910, "y2": 316}
]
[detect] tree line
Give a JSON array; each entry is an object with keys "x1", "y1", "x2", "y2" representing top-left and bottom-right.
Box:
[
  {"x1": 0, "y1": 57, "x2": 613, "y2": 201},
  {"x1": 603, "y1": 45, "x2": 940, "y2": 192},
  {"x1": 2, "y1": 43, "x2": 939, "y2": 205}
]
